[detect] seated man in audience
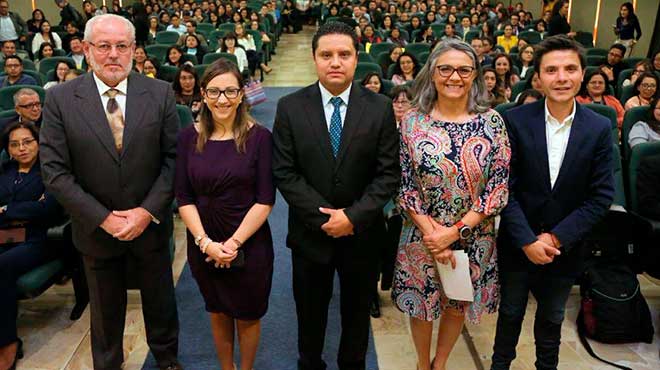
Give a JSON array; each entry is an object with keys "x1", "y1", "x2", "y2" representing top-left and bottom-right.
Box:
[
  {"x1": 66, "y1": 36, "x2": 86, "y2": 70},
  {"x1": 176, "y1": 20, "x2": 207, "y2": 48},
  {"x1": 0, "y1": 88, "x2": 42, "y2": 130},
  {"x1": 0, "y1": 1, "x2": 27, "y2": 50},
  {"x1": 472, "y1": 37, "x2": 493, "y2": 67},
  {"x1": 166, "y1": 14, "x2": 186, "y2": 35},
  {"x1": 0, "y1": 39, "x2": 16, "y2": 63},
  {"x1": 601, "y1": 43, "x2": 626, "y2": 86},
  {"x1": 56, "y1": 0, "x2": 83, "y2": 29},
  {"x1": 0, "y1": 56, "x2": 37, "y2": 87},
  {"x1": 61, "y1": 21, "x2": 83, "y2": 53}
]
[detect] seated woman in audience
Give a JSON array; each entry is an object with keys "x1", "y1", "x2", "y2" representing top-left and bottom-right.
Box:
[
  {"x1": 515, "y1": 44, "x2": 535, "y2": 79},
  {"x1": 493, "y1": 53, "x2": 519, "y2": 99},
  {"x1": 208, "y1": 11, "x2": 222, "y2": 29},
  {"x1": 231, "y1": 12, "x2": 244, "y2": 24},
  {"x1": 0, "y1": 121, "x2": 62, "y2": 370},
  {"x1": 515, "y1": 89, "x2": 544, "y2": 106},
  {"x1": 387, "y1": 27, "x2": 407, "y2": 48},
  {"x1": 182, "y1": 34, "x2": 207, "y2": 65},
  {"x1": 625, "y1": 72, "x2": 659, "y2": 110},
  {"x1": 173, "y1": 64, "x2": 203, "y2": 119},
  {"x1": 535, "y1": 19, "x2": 547, "y2": 35},
  {"x1": 441, "y1": 23, "x2": 461, "y2": 41},
  {"x1": 480, "y1": 22, "x2": 493, "y2": 39},
  {"x1": 164, "y1": 46, "x2": 184, "y2": 67},
  {"x1": 281, "y1": 0, "x2": 301, "y2": 34},
  {"x1": 577, "y1": 70, "x2": 625, "y2": 128},
  {"x1": 142, "y1": 57, "x2": 160, "y2": 79},
  {"x1": 360, "y1": 25, "x2": 382, "y2": 46},
  {"x1": 391, "y1": 52, "x2": 420, "y2": 85},
  {"x1": 393, "y1": 39, "x2": 510, "y2": 370},
  {"x1": 361, "y1": 72, "x2": 384, "y2": 94},
  {"x1": 424, "y1": 11, "x2": 438, "y2": 26},
  {"x1": 380, "y1": 45, "x2": 403, "y2": 77},
  {"x1": 248, "y1": 19, "x2": 271, "y2": 46},
  {"x1": 484, "y1": 67, "x2": 508, "y2": 108},
  {"x1": 415, "y1": 25, "x2": 436, "y2": 44},
  {"x1": 653, "y1": 51, "x2": 660, "y2": 74},
  {"x1": 622, "y1": 60, "x2": 652, "y2": 87},
  {"x1": 34, "y1": 42, "x2": 54, "y2": 71},
  {"x1": 146, "y1": 16, "x2": 164, "y2": 45},
  {"x1": 31, "y1": 21, "x2": 62, "y2": 56},
  {"x1": 496, "y1": 23, "x2": 518, "y2": 54},
  {"x1": 175, "y1": 59, "x2": 275, "y2": 370},
  {"x1": 235, "y1": 22, "x2": 272, "y2": 75},
  {"x1": 43, "y1": 60, "x2": 73, "y2": 90},
  {"x1": 407, "y1": 16, "x2": 423, "y2": 39},
  {"x1": 523, "y1": 71, "x2": 544, "y2": 95},
  {"x1": 629, "y1": 97, "x2": 660, "y2": 148},
  {"x1": 380, "y1": 15, "x2": 394, "y2": 34},
  {"x1": 132, "y1": 45, "x2": 147, "y2": 74},
  {"x1": 27, "y1": 9, "x2": 45, "y2": 35},
  {"x1": 219, "y1": 32, "x2": 250, "y2": 77}
]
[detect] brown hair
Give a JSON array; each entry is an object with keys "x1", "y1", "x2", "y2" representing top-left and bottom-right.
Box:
[{"x1": 196, "y1": 58, "x2": 254, "y2": 153}]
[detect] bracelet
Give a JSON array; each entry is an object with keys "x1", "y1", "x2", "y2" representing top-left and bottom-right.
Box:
[
  {"x1": 200, "y1": 237, "x2": 212, "y2": 254},
  {"x1": 231, "y1": 238, "x2": 243, "y2": 249},
  {"x1": 194, "y1": 233, "x2": 207, "y2": 246}
]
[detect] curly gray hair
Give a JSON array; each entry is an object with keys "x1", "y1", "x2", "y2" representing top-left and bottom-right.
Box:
[{"x1": 412, "y1": 39, "x2": 490, "y2": 114}]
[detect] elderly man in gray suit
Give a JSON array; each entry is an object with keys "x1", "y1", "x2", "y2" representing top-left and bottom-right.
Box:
[{"x1": 39, "y1": 14, "x2": 181, "y2": 370}]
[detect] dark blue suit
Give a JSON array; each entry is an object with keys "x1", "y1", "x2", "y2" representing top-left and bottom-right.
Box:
[
  {"x1": 491, "y1": 100, "x2": 614, "y2": 370},
  {"x1": 0, "y1": 161, "x2": 62, "y2": 347}
]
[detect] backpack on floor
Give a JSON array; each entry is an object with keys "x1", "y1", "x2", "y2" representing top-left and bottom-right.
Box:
[{"x1": 577, "y1": 261, "x2": 654, "y2": 370}]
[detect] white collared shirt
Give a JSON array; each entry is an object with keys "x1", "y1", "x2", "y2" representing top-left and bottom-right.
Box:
[
  {"x1": 0, "y1": 15, "x2": 18, "y2": 41},
  {"x1": 93, "y1": 73, "x2": 128, "y2": 118},
  {"x1": 319, "y1": 82, "x2": 351, "y2": 131},
  {"x1": 545, "y1": 99, "x2": 576, "y2": 189}
]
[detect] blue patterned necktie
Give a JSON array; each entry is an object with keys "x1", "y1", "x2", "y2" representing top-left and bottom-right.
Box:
[{"x1": 329, "y1": 96, "x2": 343, "y2": 157}]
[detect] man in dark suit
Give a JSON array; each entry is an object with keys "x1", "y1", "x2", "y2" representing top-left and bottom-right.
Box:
[
  {"x1": 491, "y1": 35, "x2": 615, "y2": 370},
  {"x1": 272, "y1": 22, "x2": 399, "y2": 370},
  {"x1": 39, "y1": 14, "x2": 181, "y2": 370}
]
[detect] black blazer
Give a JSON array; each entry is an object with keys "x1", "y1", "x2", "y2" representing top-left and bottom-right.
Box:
[
  {"x1": 40, "y1": 72, "x2": 179, "y2": 258},
  {"x1": 272, "y1": 83, "x2": 400, "y2": 264},
  {"x1": 498, "y1": 100, "x2": 615, "y2": 276},
  {"x1": 0, "y1": 161, "x2": 62, "y2": 242}
]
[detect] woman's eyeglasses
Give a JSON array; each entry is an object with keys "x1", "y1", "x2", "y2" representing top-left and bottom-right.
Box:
[
  {"x1": 436, "y1": 65, "x2": 475, "y2": 78},
  {"x1": 204, "y1": 87, "x2": 241, "y2": 100}
]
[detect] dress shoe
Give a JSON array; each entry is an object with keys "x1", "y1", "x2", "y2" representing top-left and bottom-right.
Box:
[{"x1": 369, "y1": 297, "x2": 381, "y2": 318}]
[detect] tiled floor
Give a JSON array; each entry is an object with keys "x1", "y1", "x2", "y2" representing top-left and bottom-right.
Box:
[{"x1": 14, "y1": 26, "x2": 660, "y2": 370}]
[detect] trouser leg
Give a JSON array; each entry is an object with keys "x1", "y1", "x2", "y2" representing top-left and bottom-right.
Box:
[{"x1": 491, "y1": 270, "x2": 531, "y2": 370}]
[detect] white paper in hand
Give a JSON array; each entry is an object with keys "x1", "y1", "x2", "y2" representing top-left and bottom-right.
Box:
[{"x1": 436, "y1": 250, "x2": 474, "y2": 302}]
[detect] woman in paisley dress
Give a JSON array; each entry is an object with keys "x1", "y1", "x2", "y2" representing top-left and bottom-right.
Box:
[{"x1": 391, "y1": 39, "x2": 511, "y2": 370}]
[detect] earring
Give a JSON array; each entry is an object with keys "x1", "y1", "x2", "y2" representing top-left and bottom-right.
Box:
[{"x1": 203, "y1": 99, "x2": 207, "y2": 103}]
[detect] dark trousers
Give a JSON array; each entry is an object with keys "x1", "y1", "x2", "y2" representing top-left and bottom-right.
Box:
[
  {"x1": 0, "y1": 240, "x2": 59, "y2": 347},
  {"x1": 292, "y1": 245, "x2": 378, "y2": 370},
  {"x1": 82, "y1": 245, "x2": 179, "y2": 370},
  {"x1": 491, "y1": 269, "x2": 575, "y2": 370}
]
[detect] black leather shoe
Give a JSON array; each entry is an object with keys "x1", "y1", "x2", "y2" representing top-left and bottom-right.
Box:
[{"x1": 370, "y1": 297, "x2": 381, "y2": 318}]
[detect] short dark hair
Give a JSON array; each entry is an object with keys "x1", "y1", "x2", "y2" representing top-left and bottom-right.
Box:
[
  {"x1": 533, "y1": 35, "x2": 585, "y2": 75},
  {"x1": 2, "y1": 39, "x2": 15, "y2": 48},
  {"x1": 515, "y1": 89, "x2": 544, "y2": 106},
  {"x1": 389, "y1": 84, "x2": 412, "y2": 101},
  {"x1": 187, "y1": 19, "x2": 197, "y2": 27},
  {"x1": 360, "y1": 72, "x2": 383, "y2": 93},
  {"x1": 633, "y1": 71, "x2": 660, "y2": 98},
  {"x1": 2, "y1": 121, "x2": 39, "y2": 154},
  {"x1": 69, "y1": 35, "x2": 82, "y2": 45},
  {"x1": 312, "y1": 21, "x2": 359, "y2": 55},
  {"x1": 609, "y1": 43, "x2": 626, "y2": 55},
  {"x1": 4, "y1": 55, "x2": 22, "y2": 65}
]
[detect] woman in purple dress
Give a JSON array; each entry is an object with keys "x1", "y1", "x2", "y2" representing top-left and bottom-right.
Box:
[{"x1": 175, "y1": 59, "x2": 275, "y2": 370}]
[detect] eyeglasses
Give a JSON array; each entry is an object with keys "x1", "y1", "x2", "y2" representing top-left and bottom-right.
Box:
[
  {"x1": 4, "y1": 64, "x2": 21, "y2": 69},
  {"x1": 17, "y1": 102, "x2": 41, "y2": 109},
  {"x1": 436, "y1": 65, "x2": 475, "y2": 78},
  {"x1": 88, "y1": 41, "x2": 133, "y2": 54},
  {"x1": 8, "y1": 138, "x2": 36, "y2": 149},
  {"x1": 641, "y1": 83, "x2": 657, "y2": 89},
  {"x1": 204, "y1": 87, "x2": 241, "y2": 100}
]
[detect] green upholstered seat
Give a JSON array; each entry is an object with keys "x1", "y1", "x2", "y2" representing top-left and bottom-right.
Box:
[
  {"x1": 628, "y1": 142, "x2": 660, "y2": 212},
  {"x1": 582, "y1": 103, "x2": 619, "y2": 144},
  {"x1": 369, "y1": 42, "x2": 394, "y2": 57},
  {"x1": 622, "y1": 106, "x2": 650, "y2": 160},
  {"x1": 16, "y1": 260, "x2": 65, "y2": 298},
  {"x1": 494, "y1": 102, "x2": 517, "y2": 116},
  {"x1": 202, "y1": 52, "x2": 238, "y2": 66},
  {"x1": 355, "y1": 62, "x2": 382, "y2": 80},
  {"x1": 176, "y1": 104, "x2": 194, "y2": 129},
  {"x1": 155, "y1": 31, "x2": 180, "y2": 44},
  {"x1": 38, "y1": 56, "x2": 75, "y2": 75}
]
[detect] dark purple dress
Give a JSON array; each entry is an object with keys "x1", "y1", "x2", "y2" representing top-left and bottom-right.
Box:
[{"x1": 175, "y1": 125, "x2": 275, "y2": 319}]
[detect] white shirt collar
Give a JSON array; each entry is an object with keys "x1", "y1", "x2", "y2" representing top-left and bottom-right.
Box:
[
  {"x1": 93, "y1": 72, "x2": 128, "y2": 97},
  {"x1": 319, "y1": 81, "x2": 351, "y2": 107},
  {"x1": 544, "y1": 98, "x2": 576, "y2": 127}
]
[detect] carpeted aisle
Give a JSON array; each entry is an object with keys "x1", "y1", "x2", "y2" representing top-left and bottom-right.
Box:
[{"x1": 143, "y1": 87, "x2": 380, "y2": 370}]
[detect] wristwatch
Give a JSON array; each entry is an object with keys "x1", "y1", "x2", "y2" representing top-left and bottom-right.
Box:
[{"x1": 454, "y1": 221, "x2": 472, "y2": 240}]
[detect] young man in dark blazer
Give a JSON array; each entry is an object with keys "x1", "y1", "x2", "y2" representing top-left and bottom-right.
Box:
[
  {"x1": 40, "y1": 15, "x2": 181, "y2": 370},
  {"x1": 491, "y1": 35, "x2": 615, "y2": 370},
  {"x1": 272, "y1": 22, "x2": 399, "y2": 370}
]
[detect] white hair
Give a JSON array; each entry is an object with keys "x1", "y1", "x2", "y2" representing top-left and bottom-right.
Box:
[{"x1": 84, "y1": 14, "x2": 135, "y2": 43}]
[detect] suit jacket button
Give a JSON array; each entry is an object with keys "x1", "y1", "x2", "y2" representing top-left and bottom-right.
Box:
[{"x1": 334, "y1": 178, "x2": 340, "y2": 185}]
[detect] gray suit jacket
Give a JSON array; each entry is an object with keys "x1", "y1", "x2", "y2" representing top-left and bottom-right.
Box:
[{"x1": 40, "y1": 72, "x2": 179, "y2": 258}]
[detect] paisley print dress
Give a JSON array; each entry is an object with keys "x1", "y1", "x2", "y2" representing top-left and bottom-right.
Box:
[{"x1": 391, "y1": 108, "x2": 511, "y2": 324}]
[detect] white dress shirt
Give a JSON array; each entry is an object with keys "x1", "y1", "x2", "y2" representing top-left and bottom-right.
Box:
[
  {"x1": 545, "y1": 99, "x2": 576, "y2": 189},
  {"x1": 0, "y1": 15, "x2": 18, "y2": 42},
  {"x1": 319, "y1": 82, "x2": 351, "y2": 130},
  {"x1": 93, "y1": 73, "x2": 127, "y2": 118}
]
